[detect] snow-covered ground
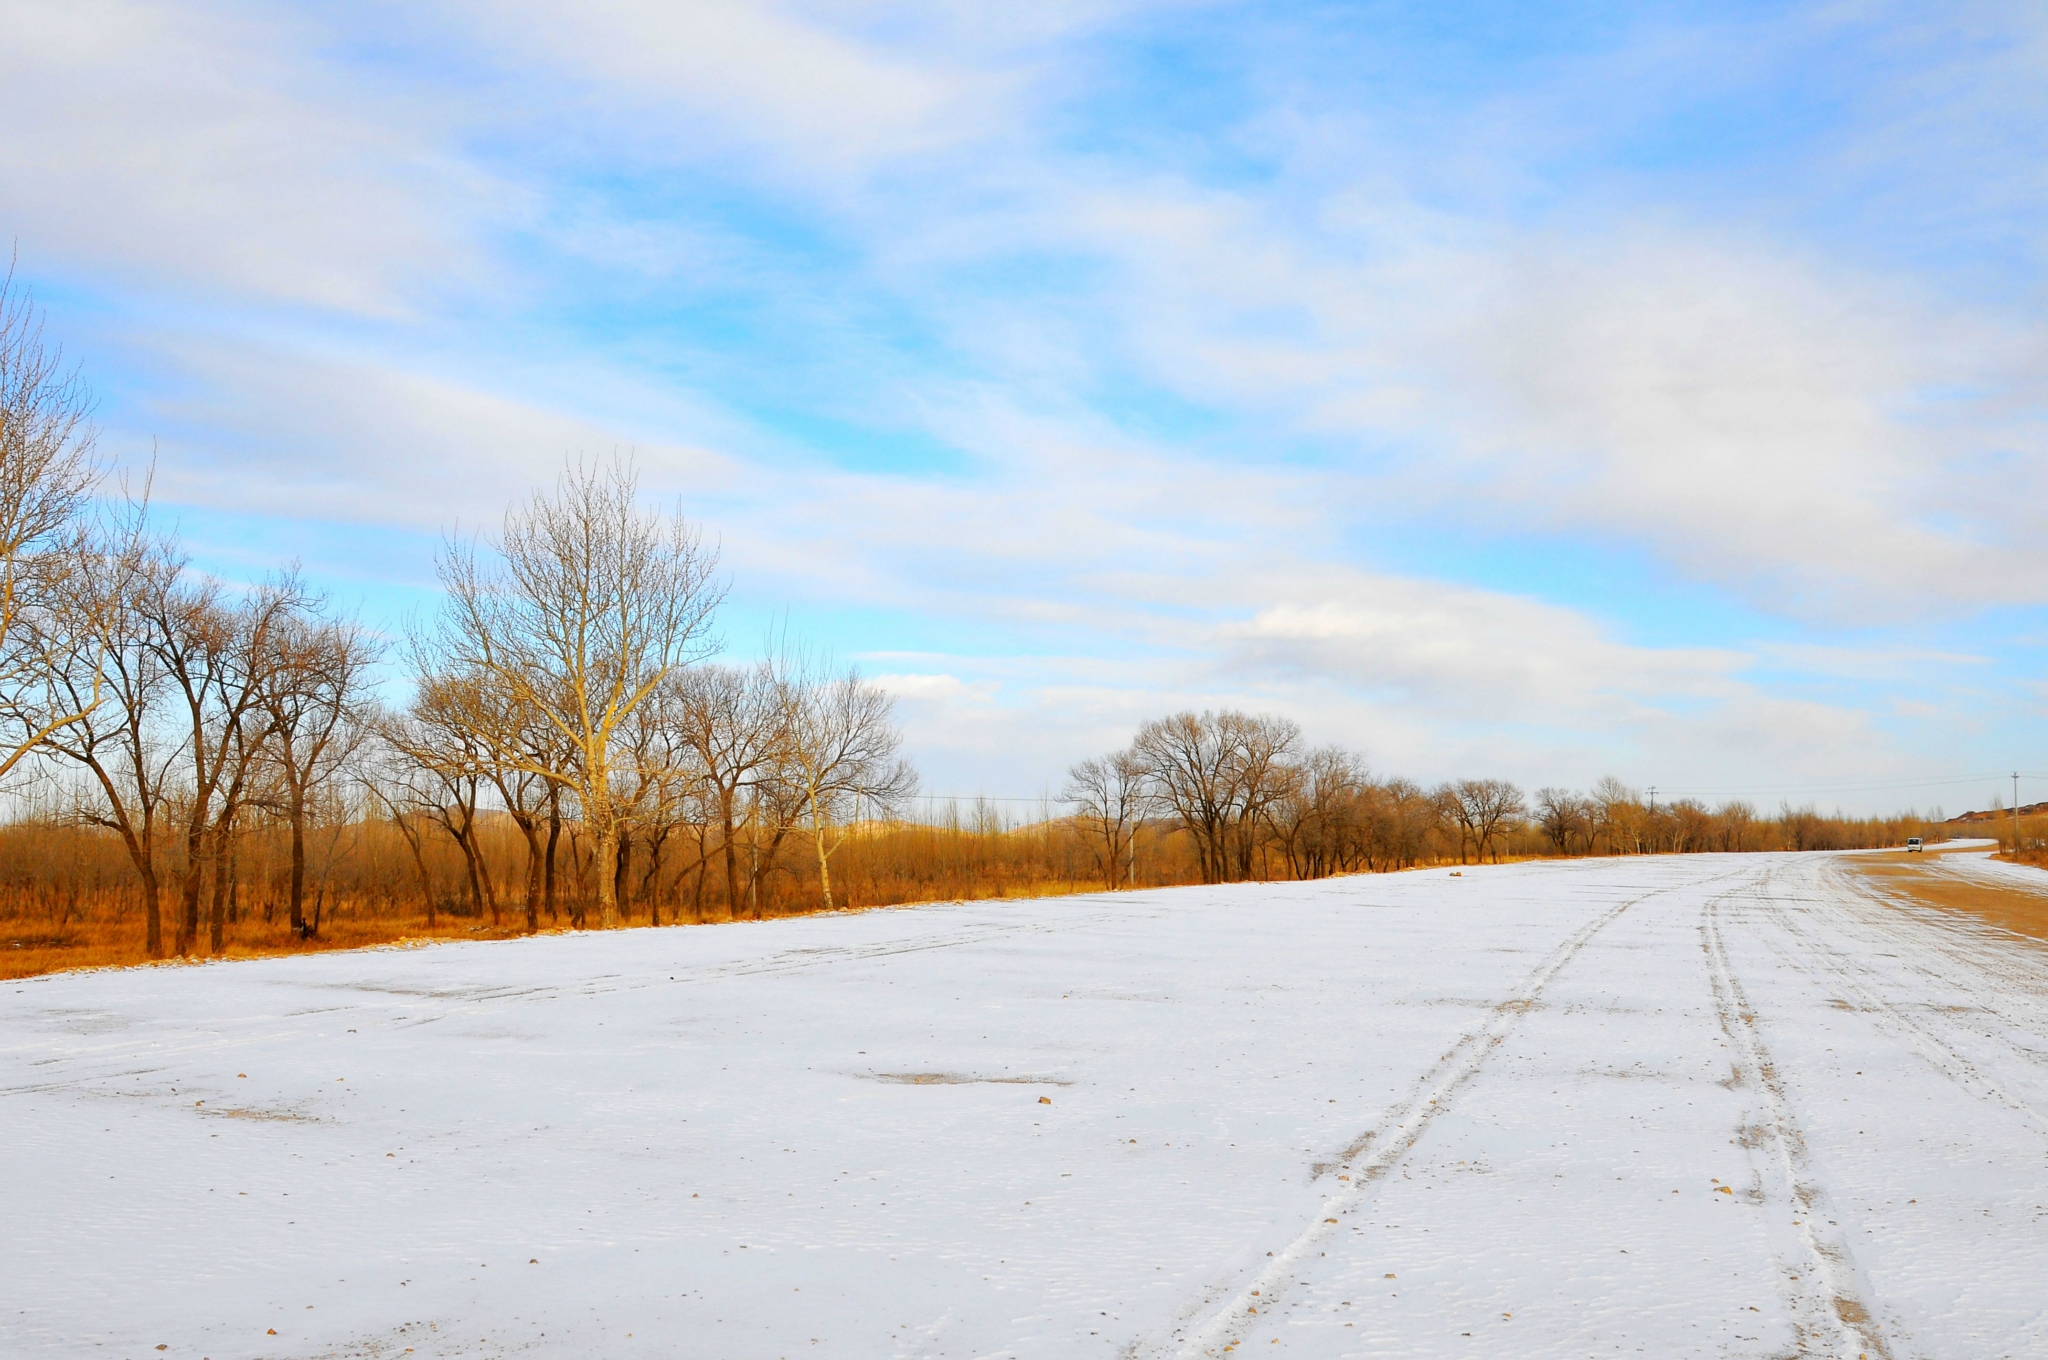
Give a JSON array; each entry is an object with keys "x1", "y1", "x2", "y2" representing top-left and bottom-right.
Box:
[{"x1": 5, "y1": 852, "x2": 2045, "y2": 1359}]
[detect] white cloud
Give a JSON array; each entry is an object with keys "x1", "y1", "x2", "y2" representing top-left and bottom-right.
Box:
[
  {"x1": 17, "y1": 0, "x2": 2041, "y2": 630},
  {"x1": 92, "y1": 317, "x2": 1978, "y2": 811},
  {"x1": 1215, "y1": 577, "x2": 1745, "y2": 725},
  {"x1": 429, "y1": 0, "x2": 1174, "y2": 179},
  {"x1": 0, "y1": 0, "x2": 503, "y2": 312},
  {"x1": 980, "y1": 167, "x2": 2048, "y2": 617},
  {"x1": 457, "y1": 0, "x2": 979, "y2": 172},
  {"x1": 1432, "y1": 230, "x2": 2044, "y2": 614},
  {"x1": 9, "y1": 0, "x2": 2036, "y2": 812},
  {"x1": 859, "y1": 574, "x2": 1939, "y2": 806},
  {"x1": 128, "y1": 336, "x2": 741, "y2": 530}
]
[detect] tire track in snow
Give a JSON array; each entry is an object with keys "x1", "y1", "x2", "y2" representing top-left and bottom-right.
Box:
[
  {"x1": 703, "y1": 918, "x2": 1055, "y2": 981},
  {"x1": 1147, "y1": 865, "x2": 1750, "y2": 1360},
  {"x1": 1702, "y1": 874, "x2": 1893, "y2": 1360},
  {"x1": 1762, "y1": 862, "x2": 2048, "y2": 1136},
  {"x1": 0, "y1": 1065, "x2": 168, "y2": 1098},
  {"x1": 1818, "y1": 857, "x2": 2048, "y2": 1061}
]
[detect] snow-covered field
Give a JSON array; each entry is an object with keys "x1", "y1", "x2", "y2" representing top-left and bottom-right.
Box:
[{"x1": 5, "y1": 851, "x2": 2046, "y2": 1359}]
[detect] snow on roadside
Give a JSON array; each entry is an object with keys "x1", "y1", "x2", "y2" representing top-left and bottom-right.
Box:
[{"x1": 3, "y1": 854, "x2": 2043, "y2": 1358}]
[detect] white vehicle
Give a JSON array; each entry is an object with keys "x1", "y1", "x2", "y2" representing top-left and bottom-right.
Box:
[{"x1": 1906, "y1": 837, "x2": 1923, "y2": 852}]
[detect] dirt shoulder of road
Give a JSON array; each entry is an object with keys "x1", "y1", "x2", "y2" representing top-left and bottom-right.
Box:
[{"x1": 1843, "y1": 849, "x2": 2048, "y2": 942}]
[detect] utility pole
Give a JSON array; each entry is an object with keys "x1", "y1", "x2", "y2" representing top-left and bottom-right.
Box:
[
  {"x1": 1647, "y1": 785, "x2": 1657, "y2": 814},
  {"x1": 2014, "y1": 772, "x2": 2022, "y2": 860}
]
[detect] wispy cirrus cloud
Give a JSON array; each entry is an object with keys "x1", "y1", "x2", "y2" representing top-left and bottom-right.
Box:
[{"x1": 0, "y1": 0, "x2": 508, "y2": 312}]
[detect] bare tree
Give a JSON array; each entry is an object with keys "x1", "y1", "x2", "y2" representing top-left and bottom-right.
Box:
[
  {"x1": 139, "y1": 567, "x2": 302, "y2": 954},
  {"x1": 1534, "y1": 787, "x2": 1590, "y2": 856},
  {"x1": 435, "y1": 461, "x2": 722, "y2": 928},
  {"x1": 0, "y1": 265, "x2": 115, "y2": 776},
  {"x1": 783, "y1": 661, "x2": 915, "y2": 910},
  {"x1": 680, "y1": 663, "x2": 789, "y2": 919},
  {"x1": 620, "y1": 676, "x2": 710, "y2": 925},
  {"x1": 1714, "y1": 799, "x2": 1760, "y2": 852},
  {"x1": 490, "y1": 723, "x2": 562, "y2": 934},
  {"x1": 382, "y1": 673, "x2": 501, "y2": 927},
  {"x1": 1591, "y1": 776, "x2": 1643, "y2": 854},
  {"x1": 261, "y1": 606, "x2": 379, "y2": 937},
  {"x1": 1273, "y1": 745, "x2": 1368, "y2": 879},
  {"x1": 1063, "y1": 747, "x2": 1149, "y2": 889},
  {"x1": 1132, "y1": 710, "x2": 1300, "y2": 883},
  {"x1": 1219, "y1": 711, "x2": 1300, "y2": 880},
  {"x1": 358, "y1": 724, "x2": 444, "y2": 929},
  {"x1": 203, "y1": 692, "x2": 269, "y2": 951},
  {"x1": 1669, "y1": 798, "x2": 1713, "y2": 854},
  {"x1": 1441, "y1": 778, "x2": 1525, "y2": 865},
  {"x1": 416, "y1": 659, "x2": 569, "y2": 933},
  {"x1": 1131, "y1": 712, "x2": 1236, "y2": 884},
  {"x1": 1357, "y1": 776, "x2": 1440, "y2": 870},
  {"x1": 23, "y1": 532, "x2": 177, "y2": 953}
]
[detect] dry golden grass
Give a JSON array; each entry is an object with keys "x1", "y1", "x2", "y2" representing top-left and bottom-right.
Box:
[
  {"x1": 1845, "y1": 850, "x2": 2048, "y2": 943},
  {"x1": 0, "y1": 874, "x2": 1123, "y2": 983},
  {"x1": 0, "y1": 912, "x2": 536, "y2": 983}
]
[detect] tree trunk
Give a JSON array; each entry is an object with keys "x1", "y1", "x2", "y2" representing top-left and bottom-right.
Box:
[
  {"x1": 812, "y1": 808, "x2": 835, "y2": 912},
  {"x1": 474, "y1": 829, "x2": 503, "y2": 926},
  {"x1": 462, "y1": 843, "x2": 484, "y2": 918},
  {"x1": 176, "y1": 818, "x2": 206, "y2": 956},
  {"x1": 640, "y1": 831, "x2": 667, "y2": 928},
  {"x1": 208, "y1": 820, "x2": 229, "y2": 954},
  {"x1": 747, "y1": 817, "x2": 762, "y2": 920},
  {"x1": 717, "y1": 792, "x2": 743, "y2": 921},
  {"x1": 614, "y1": 833, "x2": 632, "y2": 924},
  {"x1": 141, "y1": 867, "x2": 161, "y2": 958},
  {"x1": 565, "y1": 828, "x2": 586, "y2": 928},
  {"x1": 288, "y1": 801, "x2": 307, "y2": 936},
  {"x1": 396, "y1": 817, "x2": 434, "y2": 929},
  {"x1": 544, "y1": 793, "x2": 561, "y2": 924},
  {"x1": 518, "y1": 814, "x2": 542, "y2": 935},
  {"x1": 595, "y1": 823, "x2": 619, "y2": 928},
  {"x1": 451, "y1": 816, "x2": 485, "y2": 920}
]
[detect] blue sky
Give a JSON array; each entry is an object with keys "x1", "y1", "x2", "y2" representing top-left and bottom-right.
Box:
[{"x1": 4, "y1": 0, "x2": 2046, "y2": 811}]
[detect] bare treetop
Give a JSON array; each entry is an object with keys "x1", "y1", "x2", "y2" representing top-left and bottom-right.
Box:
[
  {"x1": 435, "y1": 459, "x2": 725, "y2": 928},
  {"x1": 0, "y1": 264, "x2": 97, "y2": 563},
  {"x1": 0, "y1": 263, "x2": 114, "y2": 780}
]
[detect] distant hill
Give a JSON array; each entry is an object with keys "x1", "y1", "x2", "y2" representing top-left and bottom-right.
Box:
[{"x1": 1949, "y1": 803, "x2": 2048, "y2": 823}]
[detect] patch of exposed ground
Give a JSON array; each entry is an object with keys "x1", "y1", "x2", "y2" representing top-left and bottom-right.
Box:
[
  {"x1": 869, "y1": 1072, "x2": 1069, "y2": 1085},
  {"x1": 1844, "y1": 853, "x2": 2048, "y2": 942},
  {"x1": 202, "y1": 1106, "x2": 322, "y2": 1123}
]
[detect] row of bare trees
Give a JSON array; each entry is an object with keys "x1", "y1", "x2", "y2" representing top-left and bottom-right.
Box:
[
  {"x1": 0, "y1": 270, "x2": 410, "y2": 954},
  {"x1": 1064, "y1": 711, "x2": 1935, "y2": 888},
  {"x1": 0, "y1": 274, "x2": 918, "y2": 953},
  {"x1": 2, "y1": 457, "x2": 915, "y2": 954},
  {"x1": 1063, "y1": 710, "x2": 1518, "y2": 888},
  {"x1": 382, "y1": 466, "x2": 916, "y2": 936},
  {"x1": 1534, "y1": 780, "x2": 1788, "y2": 856},
  {"x1": 0, "y1": 271, "x2": 922, "y2": 955},
  {"x1": 26, "y1": 550, "x2": 376, "y2": 955}
]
